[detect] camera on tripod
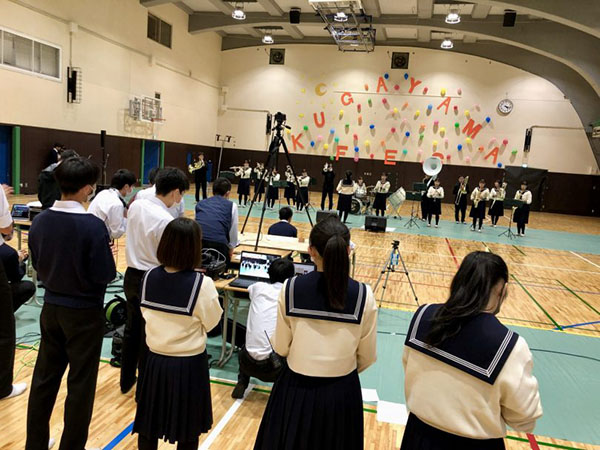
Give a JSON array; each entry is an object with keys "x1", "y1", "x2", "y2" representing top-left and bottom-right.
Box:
[
  {"x1": 392, "y1": 240, "x2": 400, "y2": 249},
  {"x1": 274, "y1": 112, "x2": 286, "y2": 124}
]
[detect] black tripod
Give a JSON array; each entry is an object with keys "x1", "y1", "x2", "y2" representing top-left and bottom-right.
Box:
[
  {"x1": 373, "y1": 240, "x2": 419, "y2": 308},
  {"x1": 241, "y1": 112, "x2": 314, "y2": 249}
]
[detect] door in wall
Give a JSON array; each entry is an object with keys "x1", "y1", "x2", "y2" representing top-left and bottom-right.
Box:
[
  {"x1": 0, "y1": 126, "x2": 12, "y2": 185},
  {"x1": 142, "y1": 140, "x2": 161, "y2": 184}
]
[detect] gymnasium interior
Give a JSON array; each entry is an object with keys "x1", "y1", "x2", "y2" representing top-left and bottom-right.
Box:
[{"x1": 0, "y1": 0, "x2": 599, "y2": 448}]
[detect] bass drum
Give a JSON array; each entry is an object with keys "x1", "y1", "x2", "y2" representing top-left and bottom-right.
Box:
[{"x1": 351, "y1": 198, "x2": 363, "y2": 215}]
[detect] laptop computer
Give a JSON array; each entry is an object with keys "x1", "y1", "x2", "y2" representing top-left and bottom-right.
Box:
[
  {"x1": 229, "y1": 251, "x2": 280, "y2": 289},
  {"x1": 293, "y1": 262, "x2": 315, "y2": 276},
  {"x1": 11, "y1": 204, "x2": 29, "y2": 220}
]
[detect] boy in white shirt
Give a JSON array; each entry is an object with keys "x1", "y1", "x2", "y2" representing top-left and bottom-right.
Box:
[
  {"x1": 88, "y1": 169, "x2": 136, "y2": 239},
  {"x1": 231, "y1": 258, "x2": 295, "y2": 398}
]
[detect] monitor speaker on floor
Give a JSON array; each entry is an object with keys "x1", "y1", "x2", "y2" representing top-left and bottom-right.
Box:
[
  {"x1": 365, "y1": 215, "x2": 387, "y2": 232},
  {"x1": 316, "y1": 210, "x2": 339, "y2": 223}
]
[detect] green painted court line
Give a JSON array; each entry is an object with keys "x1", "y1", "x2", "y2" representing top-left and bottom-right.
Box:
[
  {"x1": 513, "y1": 245, "x2": 527, "y2": 256},
  {"x1": 511, "y1": 275, "x2": 563, "y2": 331},
  {"x1": 505, "y1": 435, "x2": 583, "y2": 450},
  {"x1": 556, "y1": 280, "x2": 600, "y2": 316}
]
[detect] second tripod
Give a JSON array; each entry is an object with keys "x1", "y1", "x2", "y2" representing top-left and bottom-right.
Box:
[{"x1": 373, "y1": 240, "x2": 419, "y2": 308}]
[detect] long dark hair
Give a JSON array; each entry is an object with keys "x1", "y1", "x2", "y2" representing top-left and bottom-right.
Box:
[
  {"x1": 425, "y1": 251, "x2": 508, "y2": 347},
  {"x1": 309, "y1": 216, "x2": 351, "y2": 310},
  {"x1": 343, "y1": 170, "x2": 353, "y2": 185}
]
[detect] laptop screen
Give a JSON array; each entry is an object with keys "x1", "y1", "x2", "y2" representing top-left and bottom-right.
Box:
[
  {"x1": 293, "y1": 262, "x2": 315, "y2": 276},
  {"x1": 11, "y1": 204, "x2": 29, "y2": 219},
  {"x1": 239, "y1": 251, "x2": 280, "y2": 280}
]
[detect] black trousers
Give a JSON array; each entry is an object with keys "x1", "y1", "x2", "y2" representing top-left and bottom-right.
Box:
[
  {"x1": 321, "y1": 186, "x2": 334, "y2": 210},
  {"x1": 472, "y1": 217, "x2": 483, "y2": 229},
  {"x1": 454, "y1": 201, "x2": 467, "y2": 222},
  {"x1": 11, "y1": 280, "x2": 36, "y2": 312},
  {"x1": 0, "y1": 263, "x2": 15, "y2": 399},
  {"x1": 25, "y1": 303, "x2": 104, "y2": 450},
  {"x1": 138, "y1": 435, "x2": 198, "y2": 450},
  {"x1": 517, "y1": 222, "x2": 527, "y2": 234},
  {"x1": 121, "y1": 267, "x2": 147, "y2": 394},
  {"x1": 427, "y1": 213, "x2": 440, "y2": 225},
  {"x1": 491, "y1": 215, "x2": 500, "y2": 225},
  {"x1": 236, "y1": 346, "x2": 284, "y2": 388},
  {"x1": 195, "y1": 176, "x2": 207, "y2": 202}
]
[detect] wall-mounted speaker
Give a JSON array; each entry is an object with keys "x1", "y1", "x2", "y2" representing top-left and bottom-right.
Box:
[
  {"x1": 269, "y1": 48, "x2": 285, "y2": 65},
  {"x1": 503, "y1": 10, "x2": 516, "y2": 27},
  {"x1": 523, "y1": 127, "x2": 532, "y2": 152},
  {"x1": 67, "y1": 66, "x2": 82, "y2": 103},
  {"x1": 391, "y1": 52, "x2": 409, "y2": 69},
  {"x1": 289, "y1": 8, "x2": 301, "y2": 24},
  {"x1": 365, "y1": 215, "x2": 387, "y2": 232},
  {"x1": 100, "y1": 129, "x2": 106, "y2": 148}
]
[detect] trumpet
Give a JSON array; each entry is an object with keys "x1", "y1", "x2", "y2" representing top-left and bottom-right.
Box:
[
  {"x1": 230, "y1": 166, "x2": 243, "y2": 171},
  {"x1": 188, "y1": 160, "x2": 205, "y2": 174},
  {"x1": 455, "y1": 176, "x2": 469, "y2": 205}
]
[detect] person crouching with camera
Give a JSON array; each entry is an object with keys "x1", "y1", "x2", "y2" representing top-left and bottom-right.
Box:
[{"x1": 231, "y1": 258, "x2": 294, "y2": 398}]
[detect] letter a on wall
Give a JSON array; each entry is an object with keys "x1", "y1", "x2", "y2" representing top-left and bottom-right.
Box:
[
  {"x1": 376, "y1": 77, "x2": 388, "y2": 93},
  {"x1": 485, "y1": 146, "x2": 499, "y2": 164}
]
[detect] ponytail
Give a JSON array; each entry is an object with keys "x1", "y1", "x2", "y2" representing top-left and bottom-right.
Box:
[
  {"x1": 323, "y1": 234, "x2": 349, "y2": 310},
  {"x1": 309, "y1": 216, "x2": 351, "y2": 311}
]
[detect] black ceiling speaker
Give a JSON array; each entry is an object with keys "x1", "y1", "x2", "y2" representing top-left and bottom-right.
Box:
[
  {"x1": 289, "y1": 8, "x2": 301, "y2": 24},
  {"x1": 503, "y1": 10, "x2": 517, "y2": 27},
  {"x1": 391, "y1": 52, "x2": 409, "y2": 69},
  {"x1": 269, "y1": 48, "x2": 285, "y2": 65}
]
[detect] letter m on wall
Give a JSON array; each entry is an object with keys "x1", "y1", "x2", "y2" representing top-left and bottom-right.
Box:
[{"x1": 462, "y1": 119, "x2": 483, "y2": 139}]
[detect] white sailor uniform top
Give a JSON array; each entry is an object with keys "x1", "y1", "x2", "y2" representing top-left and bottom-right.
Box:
[{"x1": 403, "y1": 303, "x2": 542, "y2": 439}]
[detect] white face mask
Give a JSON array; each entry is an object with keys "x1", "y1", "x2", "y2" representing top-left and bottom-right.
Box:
[{"x1": 87, "y1": 186, "x2": 96, "y2": 202}]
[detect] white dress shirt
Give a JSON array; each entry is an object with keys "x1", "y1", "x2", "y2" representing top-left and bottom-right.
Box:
[
  {"x1": 88, "y1": 188, "x2": 127, "y2": 239},
  {"x1": 136, "y1": 185, "x2": 184, "y2": 219},
  {"x1": 0, "y1": 187, "x2": 12, "y2": 244},
  {"x1": 125, "y1": 196, "x2": 173, "y2": 271},
  {"x1": 50, "y1": 200, "x2": 88, "y2": 214},
  {"x1": 246, "y1": 281, "x2": 283, "y2": 360}
]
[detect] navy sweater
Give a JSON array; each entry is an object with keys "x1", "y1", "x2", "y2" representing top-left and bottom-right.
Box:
[
  {"x1": 28, "y1": 209, "x2": 116, "y2": 308},
  {"x1": 0, "y1": 243, "x2": 25, "y2": 283},
  {"x1": 268, "y1": 221, "x2": 298, "y2": 238}
]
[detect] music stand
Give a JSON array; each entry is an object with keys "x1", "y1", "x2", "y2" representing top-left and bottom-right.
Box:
[
  {"x1": 273, "y1": 180, "x2": 287, "y2": 210},
  {"x1": 499, "y1": 199, "x2": 523, "y2": 239},
  {"x1": 404, "y1": 191, "x2": 422, "y2": 228}
]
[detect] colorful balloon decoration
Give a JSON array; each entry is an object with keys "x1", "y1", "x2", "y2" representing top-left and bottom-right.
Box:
[
  {"x1": 303, "y1": 125, "x2": 309, "y2": 131},
  {"x1": 324, "y1": 144, "x2": 329, "y2": 150},
  {"x1": 405, "y1": 131, "x2": 410, "y2": 137},
  {"x1": 454, "y1": 122, "x2": 460, "y2": 128},
  {"x1": 485, "y1": 116, "x2": 491, "y2": 123},
  {"x1": 457, "y1": 144, "x2": 463, "y2": 151},
  {"x1": 497, "y1": 162, "x2": 503, "y2": 168},
  {"x1": 502, "y1": 139, "x2": 509, "y2": 145},
  {"x1": 466, "y1": 137, "x2": 472, "y2": 144},
  {"x1": 402, "y1": 149, "x2": 408, "y2": 155},
  {"x1": 369, "y1": 124, "x2": 375, "y2": 130}
]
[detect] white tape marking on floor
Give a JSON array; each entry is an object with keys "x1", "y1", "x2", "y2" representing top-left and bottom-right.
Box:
[{"x1": 570, "y1": 251, "x2": 600, "y2": 270}]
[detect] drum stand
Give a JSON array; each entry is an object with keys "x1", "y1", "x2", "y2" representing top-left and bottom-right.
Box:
[{"x1": 374, "y1": 240, "x2": 419, "y2": 308}]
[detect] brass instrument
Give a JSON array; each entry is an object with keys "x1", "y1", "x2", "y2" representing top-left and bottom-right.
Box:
[
  {"x1": 188, "y1": 159, "x2": 205, "y2": 174},
  {"x1": 230, "y1": 165, "x2": 243, "y2": 171},
  {"x1": 491, "y1": 182, "x2": 507, "y2": 209},
  {"x1": 473, "y1": 188, "x2": 482, "y2": 208},
  {"x1": 455, "y1": 176, "x2": 469, "y2": 205},
  {"x1": 513, "y1": 189, "x2": 525, "y2": 211}
]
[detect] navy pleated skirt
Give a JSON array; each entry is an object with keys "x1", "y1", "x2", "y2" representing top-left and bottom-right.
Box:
[
  {"x1": 133, "y1": 351, "x2": 213, "y2": 444},
  {"x1": 400, "y1": 413, "x2": 505, "y2": 450},
  {"x1": 254, "y1": 366, "x2": 364, "y2": 450}
]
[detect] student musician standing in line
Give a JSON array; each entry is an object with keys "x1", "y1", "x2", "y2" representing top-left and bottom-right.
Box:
[
  {"x1": 426, "y1": 178, "x2": 444, "y2": 228},
  {"x1": 401, "y1": 252, "x2": 542, "y2": 449},
  {"x1": 266, "y1": 169, "x2": 280, "y2": 209},
  {"x1": 514, "y1": 181, "x2": 533, "y2": 236},
  {"x1": 188, "y1": 153, "x2": 207, "y2": 202},
  {"x1": 284, "y1": 166, "x2": 296, "y2": 206},
  {"x1": 336, "y1": 170, "x2": 357, "y2": 223},
  {"x1": 235, "y1": 161, "x2": 252, "y2": 207},
  {"x1": 453, "y1": 176, "x2": 469, "y2": 224},
  {"x1": 133, "y1": 218, "x2": 222, "y2": 450},
  {"x1": 321, "y1": 162, "x2": 335, "y2": 210},
  {"x1": 254, "y1": 217, "x2": 378, "y2": 450},
  {"x1": 488, "y1": 180, "x2": 506, "y2": 228},
  {"x1": 470, "y1": 179, "x2": 489, "y2": 233},
  {"x1": 421, "y1": 175, "x2": 435, "y2": 220},
  {"x1": 254, "y1": 163, "x2": 266, "y2": 203},
  {"x1": 296, "y1": 169, "x2": 311, "y2": 211},
  {"x1": 373, "y1": 173, "x2": 390, "y2": 217}
]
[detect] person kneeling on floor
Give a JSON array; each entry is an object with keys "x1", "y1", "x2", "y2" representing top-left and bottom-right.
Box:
[{"x1": 231, "y1": 258, "x2": 295, "y2": 399}]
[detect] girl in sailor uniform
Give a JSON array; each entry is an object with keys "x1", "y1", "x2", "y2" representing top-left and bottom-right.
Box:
[
  {"x1": 488, "y1": 180, "x2": 506, "y2": 227},
  {"x1": 254, "y1": 216, "x2": 378, "y2": 450},
  {"x1": 235, "y1": 160, "x2": 252, "y2": 207},
  {"x1": 133, "y1": 218, "x2": 223, "y2": 450},
  {"x1": 267, "y1": 169, "x2": 280, "y2": 209},
  {"x1": 295, "y1": 169, "x2": 311, "y2": 211},
  {"x1": 514, "y1": 181, "x2": 533, "y2": 236},
  {"x1": 336, "y1": 170, "x2": 357, "y2": 223},
  {"x1": 284, "y1": 165, "x2": 296, "y2": 205},
  {"x1": 253, "y1": 163, "x2": 266, "y2": 202},
  {"x1": 426, "y1": 178, "x2": 444, "y2": 228},
  {"x1": 401, "y1": 251, "x2": 542, "y2": 450},
  {"x1": 373, "y1": 173, "x2": 390, "y2": 217},
  {"x1": 469, "y1": 179, "x2": 489, "y2": 232}
]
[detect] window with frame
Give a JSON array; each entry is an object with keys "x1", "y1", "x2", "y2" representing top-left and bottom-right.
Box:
[
  {"x1": 0, "y1": 28, "x2": 61, "y2": 80},
  {"x1": 147, "y1": 13, "x2": 172, "y2": 48}
]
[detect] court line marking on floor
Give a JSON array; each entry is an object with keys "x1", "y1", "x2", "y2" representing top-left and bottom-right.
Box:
[
  {"x1": 444, "y1": 238, "x2": 460, "y2": 268},
  {"x1": 510, "y1": 275, "x2": 563, "y2": 331},
  {"x1": 553, "y1": 320, "x2": 600, "y2": 331},
  {"x1": 102, "y1": 421, "x2": 133, "y2": 450},
  {"x1": 513, "y1": 245, "x2": 527, "y2": 256},
  {"x1": 199, "y1": 383, "x2": 255, "y2": 450},
  {"x1": 556, "y1": 280, "x2": 600, "y2": 316},
  {"x1": 569, "y1": 251, "x2": 600, "y2": 270},
  {"x1": 527, "y1": 433, "x2": 541, "y2": 450}
]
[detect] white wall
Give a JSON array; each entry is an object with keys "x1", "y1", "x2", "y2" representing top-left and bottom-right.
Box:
[
  {"x1": 0, "y1": 0, "x2": 222, "y2": 145},
  {"x1": 218, "y1": 45, "x2": 598, "y2": 175}
]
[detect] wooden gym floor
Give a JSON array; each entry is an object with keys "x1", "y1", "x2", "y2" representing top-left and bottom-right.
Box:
[{"x1": 3, "y1": 189, "x2": 600, "y2": 449}]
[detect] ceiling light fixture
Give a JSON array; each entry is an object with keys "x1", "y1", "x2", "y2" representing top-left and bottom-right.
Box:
[
  {"x1": 334, "y1": 12, "x2": 348, "y2": 22},
  {"x1": 445, "y1": 8, "x2": 461, "y2": 24},
  {"x1": 232, "y1": 3, "x2": 246, "y2": 20},
  {"x1": 441, "y1": 38, "x2": 454, "y2": 49},
  {"x1": 262, "y1": 32, "x2": 274, "y2": 44}
]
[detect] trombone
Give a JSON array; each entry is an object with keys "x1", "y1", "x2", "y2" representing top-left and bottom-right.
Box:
[{"x1": 455, "y1": 176, "x2": 469, "y2": 205}]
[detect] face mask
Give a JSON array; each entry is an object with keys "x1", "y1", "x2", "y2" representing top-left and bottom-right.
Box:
[{"x1": 87, "y1": 187, "x2": 96, "y2": 202}]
